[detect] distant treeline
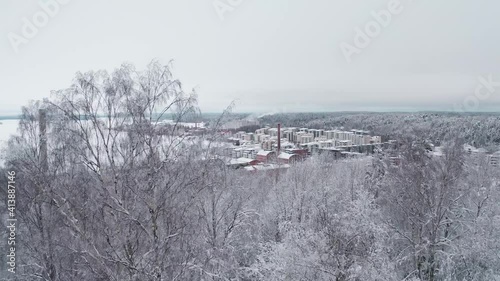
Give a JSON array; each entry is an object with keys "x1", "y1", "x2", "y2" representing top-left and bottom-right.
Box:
[
  {"x1": 259, "y1": 112, "x2": 500, "y2": 149},
  {"x1": 0, "y1": 115, "x2": 22, "y2": 120}
]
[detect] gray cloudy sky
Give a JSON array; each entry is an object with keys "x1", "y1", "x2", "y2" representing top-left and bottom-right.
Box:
[{"x1": 2, "y1": 0, "x2": 500, "y2": 114}]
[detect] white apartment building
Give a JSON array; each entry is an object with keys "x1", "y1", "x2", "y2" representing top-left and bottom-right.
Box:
[
  {"x1": 489, "y1": 152, "x2": 500, "y2": 167},
  {"x1": 262, "y1": 140, "x2": 273, "y2": 151},
  {"x1": 325, "y1": 130, "x2": 335, "y2": 139},
  {"x1": 268, "y1": 128, "x2": 279, "y2": 137},
  {"x1": 300, "y1": 134, "x2": 314, "y2": 144},
  {"x1": 337, "y1": 140, "x2": 352, "y2": 147},
  {"x1": 244, "y1": 133, "x2": 254, "y2": 142},
  {"x1": 283, "y1": 130, "x2": 294, "y2": 142}
]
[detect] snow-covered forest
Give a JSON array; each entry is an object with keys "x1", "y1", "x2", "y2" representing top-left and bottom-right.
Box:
[
  {"x1": 1, "y1": 62, "x2": 500, "y2": 281},
  {"x1": 260, "y1": 113, "x2": 500, "y2": 150}
]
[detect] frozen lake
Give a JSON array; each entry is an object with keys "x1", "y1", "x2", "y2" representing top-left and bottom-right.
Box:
[
  {"x1": 0, "y1": 119, "x2": 19, "y2": 166},
  {"x1": 0, "y1": 119, "x2": 19, "y2": 149}
]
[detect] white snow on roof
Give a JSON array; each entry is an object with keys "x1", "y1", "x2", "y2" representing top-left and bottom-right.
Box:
[
  {"x1": 244, "y1": 164, "x2": 291, "y2": 171},
  {"x1": 229, "y1": 158, "x2": 256, "y2": 165},
  {"x1": 257, "y1": 150, "x2": 274, "y2": 156},
  {"x1": 278, "y1": 152, "x2": 296, "y2": 160}
]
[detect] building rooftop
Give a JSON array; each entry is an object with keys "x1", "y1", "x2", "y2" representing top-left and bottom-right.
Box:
[
  {"x1": 278, "y1": 152, "x2": 296, "y2": 160},
  {"x1": 244, "y1": 163, "x2": 291, "y2": 171},
  {"x1": 257, "y1": 150, "x2": 274, "y2": 156},
  {"x1": 319, "y1": 147, "x2": 343, "y2": 151}
]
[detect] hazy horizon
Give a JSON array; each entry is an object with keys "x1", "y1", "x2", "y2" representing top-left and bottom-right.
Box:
[{"x1": 3, "y1": 0, "x2": 500, "y2": 114}]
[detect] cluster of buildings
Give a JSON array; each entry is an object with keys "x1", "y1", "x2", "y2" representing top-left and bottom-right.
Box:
[
  {"x1": 463, "y1": 144, "x2": 500, "y2": 167},
  {"x1": 230, "y1": 126, "x2": 382, "y2": 154},
  {"x1": 215, "y1": 122, "x2": 500, "y2": 172},
  {"x1": 383, "y1": 143, "x2": 500, "y2": 168},
  {"x1": 221, "y1": 124, "x2": 384, "y2": 171},
  {"x1": 211, "y1": 117, "x2": 500, "y2": 172}
]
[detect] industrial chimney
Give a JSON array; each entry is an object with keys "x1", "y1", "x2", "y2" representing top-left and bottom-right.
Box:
[{"x1": 39, "y1": 109, "x2": 48, "y2": 174}]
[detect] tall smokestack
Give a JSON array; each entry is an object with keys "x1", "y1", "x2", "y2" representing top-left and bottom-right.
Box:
[
  {"x1": 39, "y1": 109, "x2": 48, "y2": 174},
  {"x1": 277, "y1": 123, "x2": 281, "y2": 155}
]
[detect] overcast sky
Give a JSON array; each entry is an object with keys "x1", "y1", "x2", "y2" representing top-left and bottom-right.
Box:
[{"x1": 2, "y1": 0, "x2": 500, "y2": 114}]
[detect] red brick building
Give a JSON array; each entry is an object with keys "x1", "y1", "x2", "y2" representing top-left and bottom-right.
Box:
[{"x1": 256, "y1": 150, "x2": 276, "y2": 163}]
